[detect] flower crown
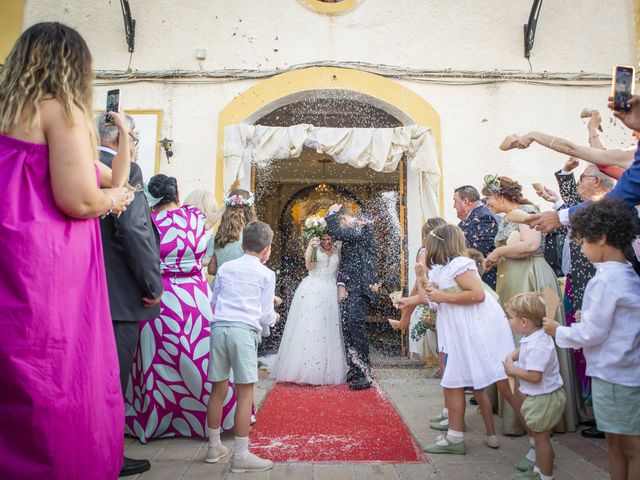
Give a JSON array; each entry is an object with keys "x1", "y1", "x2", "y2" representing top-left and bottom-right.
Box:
[
  {"x1": 483, "y1": 174, "x2": 502, "y2": 195},
  {"x1": 224, "y1": 193, "x2": 255, "y2": 207}
]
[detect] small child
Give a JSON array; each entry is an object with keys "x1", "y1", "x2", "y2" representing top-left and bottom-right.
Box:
[
  {"x1": 504, "y1": 293, "x2": 566, "y2": 480},
  {"x1": 542, "y1": 198, "x2": 640, "y2": 480},
  {"x1": 205, "y1": 220, "x2": 279, "y2": 473},
  {"x1": 417, "y1": 224, "x2": 516, "y2": 454}
]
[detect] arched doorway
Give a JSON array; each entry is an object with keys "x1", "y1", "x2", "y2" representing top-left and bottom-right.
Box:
[{"x1": 215, "y1": 67, "x2": 442, "y2": 354}]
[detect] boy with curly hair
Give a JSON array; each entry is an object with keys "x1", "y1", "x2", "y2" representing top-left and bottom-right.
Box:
[{"x1": 543, "y1": 198, "x2": 640, "y2": 480}]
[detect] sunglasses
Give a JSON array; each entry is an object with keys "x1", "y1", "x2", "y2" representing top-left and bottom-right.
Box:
[{"x1": 128, "y1": 131, "x2": 140, "y2": 146}]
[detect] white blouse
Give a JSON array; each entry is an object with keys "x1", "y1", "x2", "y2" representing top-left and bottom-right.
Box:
[{"x1": 555, "y1": 261, "x2": 640, "y2": 387}]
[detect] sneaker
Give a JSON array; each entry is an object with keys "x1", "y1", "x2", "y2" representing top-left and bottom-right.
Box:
[
  {"x1": 482, "y1": 435, "x2": 499, "y2": 449},
  {"x1": 513, "y1": 470, "x2": 541, "y2": 480},
  {"x1": 424, "y1": 433, "x2": 467, "y2": 455},
  {"x1": 429, "y1": 413, "x2": 447, "y2": 423},
  {"x1": 429, "y1": 418, "x2": 449, "y2": 431},
  {"x1": 515, "y1": 457, "x2": 535, "y2": 472},
  {"x1": 230, "y1": 452, "x2": 274, "y2": 473},
  {"x1": 205, "y1": 444, "x2": 229, "y2": 463},
  {"x1": 250, "y1": 414, "x2": 257, "y2": 425}
]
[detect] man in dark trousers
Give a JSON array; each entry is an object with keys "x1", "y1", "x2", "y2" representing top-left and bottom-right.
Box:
[
  {"x1": 454, "y1": 185, "x2": 498, "y2": 289},
  {"x1": 97, "y1": 113, "x2": 163, "y2": 477},
  {"x1": 325, "y1": 204, "x2": 378, "y2": 390}
]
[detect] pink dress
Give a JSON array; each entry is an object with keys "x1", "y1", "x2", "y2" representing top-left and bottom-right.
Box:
[
  {"x1": 0, "y1": 134, "x2": 123, "y2": 479},
  {"x1": 125, "y1": 205, "x2": 238, "y2": 442}
]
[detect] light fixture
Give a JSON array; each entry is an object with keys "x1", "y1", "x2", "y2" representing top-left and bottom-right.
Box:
[
  {"x1": 315, "y1": 158, "x2": 333, "y2": 194},
  {"x1": 159, "y1": 138, "x2": 174, "y2": 160}
]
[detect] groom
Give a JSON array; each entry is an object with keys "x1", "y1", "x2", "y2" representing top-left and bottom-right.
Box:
[{"x1": 325, "y1": 204, "x2": 378, "y2": 390}]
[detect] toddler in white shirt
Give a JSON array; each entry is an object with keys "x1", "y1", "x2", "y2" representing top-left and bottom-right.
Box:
[
  {"x1": 504, "y1": 293, "x2": 566, "y2": 480},
  {"x1": 205, "y1": 220, "x2": 279, "y2": 473},
  {"x1": 543, "y1": 198, "x2": 640, "y2": 480}
]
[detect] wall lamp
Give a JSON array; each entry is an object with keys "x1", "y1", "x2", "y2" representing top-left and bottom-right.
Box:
[{"x1": 159, "y1": 138, "x2": 174, "y2": 160}]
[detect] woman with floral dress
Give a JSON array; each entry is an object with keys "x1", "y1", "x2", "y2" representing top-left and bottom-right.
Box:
[{"x1": 125, "y1": 175, "x2": 238, "y2": 442}]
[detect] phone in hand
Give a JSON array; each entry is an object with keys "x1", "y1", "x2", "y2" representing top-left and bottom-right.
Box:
[
  {"x1": 105, "y1": 89, "x2": 120, "y2": 122},
  {"x1": 612, "y1": 66, "x2": 635, "y2": 112}
]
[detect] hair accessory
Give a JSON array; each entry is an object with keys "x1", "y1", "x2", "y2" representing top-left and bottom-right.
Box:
[
  {"x1": 429, "y1": 230, "x2": 444, "y2": 241},
  {"x1": 143, "y1": 183, "x2": 163, "y2": 207},
  {"x1": 483, "y1": 174, "x2": 501, "y2": 195},
  {"x1": 224, "y1": 193, "x2": 255, "y2": 207}
]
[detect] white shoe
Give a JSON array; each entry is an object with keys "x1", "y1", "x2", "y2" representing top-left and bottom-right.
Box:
[
  {"x1": 205, "y1": 444, "x2": 229, "y2": 463},
  {"x1": 230, "y1": 452, "x2": 274, "y2": 473},
  {"x1": 482, "y1": 435, "x2": 500, "y2": 449},
  {"x1": 250, "y1": 414, "x2": 257, "y2": 424}
]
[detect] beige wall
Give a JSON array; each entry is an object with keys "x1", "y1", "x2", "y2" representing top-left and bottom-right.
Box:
[{"x1": 19, "y1": 1, "x2": 639, "y2": 282}]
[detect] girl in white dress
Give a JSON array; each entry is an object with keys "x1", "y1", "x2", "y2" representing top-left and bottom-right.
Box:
[
  {"x1": 271, "y1": 233, "x2": 348, "y2": 385},
  {"x1": 419, "y1": 225, "x2": 518, "y2": 455}
]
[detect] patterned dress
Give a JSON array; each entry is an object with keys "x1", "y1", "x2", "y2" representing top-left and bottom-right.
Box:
[{"x1": 125, "y1": 205, "x2": 238, "y2": 443}]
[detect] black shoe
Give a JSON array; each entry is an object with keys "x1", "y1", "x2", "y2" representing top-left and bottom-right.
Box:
[
  {"x1": 469, "y1": 395, "x2": 478, "y2": 406},
  {"x1": 349, "y1": 377, "x2": 372, "y2": 390},
  {"x1": 346, "y1": 370, "x2": 358, "y2": 384},
  {"x1": 119, "y1": 457, "x2": 151, "y2": 477},
  {"x1": 581, "y1": 426, "x2": 605, "y2": 439}
]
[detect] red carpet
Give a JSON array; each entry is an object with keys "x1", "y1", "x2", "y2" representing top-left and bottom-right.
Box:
[{"x1": 249, "y1": 383, "x2": 427, "y2": 463}]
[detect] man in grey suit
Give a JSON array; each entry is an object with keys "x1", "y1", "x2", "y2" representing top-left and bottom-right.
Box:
[{"x1": 97, "y1": 112, "x2": 163, "y2": 477}]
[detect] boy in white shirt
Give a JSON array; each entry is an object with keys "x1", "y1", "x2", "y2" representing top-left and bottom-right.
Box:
[
  {"x1": 205, "y1": 220, "x2": 279, "y2": 473},
  {"x1": 504, "y1": 293, "x2": 566, "y2": 480},
  {"x1": 543, "y1": 198, "x2": 640, "y2": 480}
]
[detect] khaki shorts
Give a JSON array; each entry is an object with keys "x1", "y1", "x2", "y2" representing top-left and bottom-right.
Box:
[
  {"x1": 208, "y1": 326, "x2": 259, "y2": 384},
  {"x1": 521, "y1": 387, "x2": 566, "y2": 433}
]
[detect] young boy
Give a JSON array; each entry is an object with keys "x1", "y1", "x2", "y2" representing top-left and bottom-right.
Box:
[
  {"x1": 504, "y1": 293, "x2": 566, "y2": 480},
  {"x1": 543, "y1": 198, "x2": 640, "y2": 480},
  {"x1": 205, "y1": 220, "x2": 279, "y2": 473}
]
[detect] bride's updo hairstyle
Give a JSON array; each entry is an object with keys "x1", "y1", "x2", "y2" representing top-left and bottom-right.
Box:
[
  {"x1": 481, "y1": 175, "x2": 534, "y2": 206},
  {"x1": 147, "y1": 174, "x2": 179, "y2": 208},
  {"x1": 214, "y1": 189, "x2": 257, "y2": 249},
  {"x1": 424, "y1": 224, "x2": 468, "y2": 269}
]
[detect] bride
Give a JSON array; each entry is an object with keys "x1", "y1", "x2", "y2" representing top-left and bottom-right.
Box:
[{"x1": 270, "y1": 232, "x2": 348, "y2": 385}]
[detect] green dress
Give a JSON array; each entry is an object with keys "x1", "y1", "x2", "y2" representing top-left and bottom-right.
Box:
[{"x1": 492, "y1": 205, "x2": 583, "y2": 434}]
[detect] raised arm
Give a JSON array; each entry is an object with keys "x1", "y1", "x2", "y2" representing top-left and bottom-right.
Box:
[
  {"x1": 43, "y1": 99, "x2": 131, "y2": 218},
  {"x1": 304, "y1": 237, "x2": 319, "y2": 271},
  {"x1": 503, "y1": 131, "x2": 633, "y2": 168}
]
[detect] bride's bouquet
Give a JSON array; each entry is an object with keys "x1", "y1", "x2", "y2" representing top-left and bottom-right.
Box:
[{"x1": 303, "y1": 216, "x2": 327, "y2": 262}]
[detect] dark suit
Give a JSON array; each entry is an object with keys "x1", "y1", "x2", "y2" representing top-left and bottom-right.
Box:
[
  {"x1": 325, "y1": 214, "x2": 378, "y2": 379},
  {"x1": 556, "y1": 170, "x2": 598, "y2": 309},
  {"x1": 99, "y1": 149, "x2": 162, "y2": 392},
  {"x1": 458, "y1": 204, "x2": 498, "y2": 289}
]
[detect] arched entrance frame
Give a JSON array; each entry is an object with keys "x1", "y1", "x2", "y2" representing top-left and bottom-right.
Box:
[{"x1": 214, "y1": 66, "x2": 443, "y2": 215}]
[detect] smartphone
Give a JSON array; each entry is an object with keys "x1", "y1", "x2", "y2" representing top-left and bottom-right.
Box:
[
  {"x1": 105, "y1": 89, "x2": 120, "y2": 122},
  {"x1": 612, "y1": 66, "x2": 635, "y2": 112}
]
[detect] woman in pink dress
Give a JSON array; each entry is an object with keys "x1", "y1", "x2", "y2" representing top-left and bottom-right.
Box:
[
  {"x1": 0, "y1": 23, "x2": 132, "y2": 479},
  {"x1": 125, "y1": 175, "x2": 239, "y2": 442}
]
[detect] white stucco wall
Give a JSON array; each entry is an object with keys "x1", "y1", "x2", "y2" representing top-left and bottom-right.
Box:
[{"x1": 21, "y1": 0, "x2": 638, "y2": 285}]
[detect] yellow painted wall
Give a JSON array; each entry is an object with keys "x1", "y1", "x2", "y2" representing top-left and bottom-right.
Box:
[{"x1": 0, "y1": 0, "x2": 24, "y2": 62}]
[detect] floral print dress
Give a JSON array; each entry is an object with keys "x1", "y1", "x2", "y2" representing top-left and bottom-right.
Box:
[{"x1": 125, "y1": 205, "x2": 238, "y2": 442}]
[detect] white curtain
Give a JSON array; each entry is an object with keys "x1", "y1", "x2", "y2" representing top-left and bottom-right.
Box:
[{"x1": 223, "y1": 123, "x2": 440, "y2": 218}]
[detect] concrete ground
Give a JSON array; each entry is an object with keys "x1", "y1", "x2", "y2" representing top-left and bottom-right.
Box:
[{"x1": 120, "y1": 367, "x2": 610, "y2": 480}]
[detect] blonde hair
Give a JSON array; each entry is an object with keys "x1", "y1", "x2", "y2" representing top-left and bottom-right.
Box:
[
  {"x1": 506, "y1": 292, "x2": 545, "y2": 327},
  {"x1": 214, "y1": 189, "x2": 257, "y2": 249},
  {"x1": 183, "y1": 189, "x2": 220, "y2": 230},
  {"x1": 421, "y1": 217, "x2": 447, "y2": 248},
  {"x1": 424, "y1": 224, "x2": 468, "y2": 269},
  {"x1": 465, "y1": 248, "x2": 485, "y2": 275},
  {"x1": 0, "y1": 23, "x2": 96, "y2": 155}
]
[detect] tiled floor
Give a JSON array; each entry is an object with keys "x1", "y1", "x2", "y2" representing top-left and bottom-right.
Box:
[{"x1": 120, "y1": 368, "x2": 610, "y2": 480}]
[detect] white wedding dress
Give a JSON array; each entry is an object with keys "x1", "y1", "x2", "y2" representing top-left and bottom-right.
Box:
[{"x1": 271, "y1": 248, "x2": 348, "y2": 385}]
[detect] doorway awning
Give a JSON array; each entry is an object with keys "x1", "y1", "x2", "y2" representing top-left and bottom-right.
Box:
[{"x1": 223, "y1": 124, "x2": 441, "y2": 218}]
